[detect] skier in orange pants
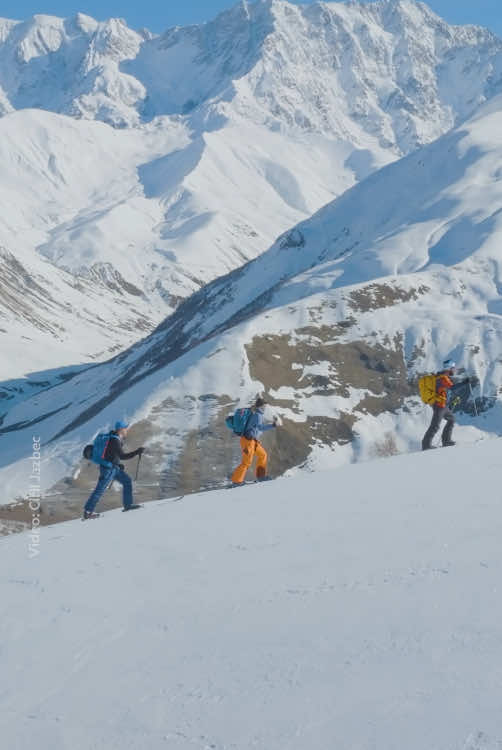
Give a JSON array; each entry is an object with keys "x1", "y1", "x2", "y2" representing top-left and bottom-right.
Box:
[{"x1": 231, "y1": 397, "x2": 278, "y2": 485}]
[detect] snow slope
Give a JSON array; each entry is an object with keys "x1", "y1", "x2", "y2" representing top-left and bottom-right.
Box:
[
  {"x1": 3, "y1": 440, "x2": 502, "y2": 749},
  {"x1": 0, "y1": 107, "x2": 344, "y2": 382},
  {"x1": 2, "y1": 0, "x2": 502, "y2": 380},
  {"x1": 0, "y1": 109, "x2": 191, "y2": 382}
]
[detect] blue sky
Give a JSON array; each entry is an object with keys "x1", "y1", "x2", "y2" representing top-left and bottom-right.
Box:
[{"x1": 0, "y1": 0, "x2": 501, "y2": 37}]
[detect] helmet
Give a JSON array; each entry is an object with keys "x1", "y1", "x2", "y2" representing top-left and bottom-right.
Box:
[
  {"x1": 115, "y1": 420, "x2": 129, "y2": 431},
  {"x1": 254, "y1": 397, "x2": 267, "y2": 409},
  {"x1": 442, "y1": 359, "x2": 456, "y2": 371}
]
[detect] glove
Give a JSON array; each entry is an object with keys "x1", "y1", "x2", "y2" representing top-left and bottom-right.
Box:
[
  {"x1": 273, "y1": 416, "x2": 279, "y2": 426},
  {"x1": 119, "y1": 463, "x2": 125, "y2": 471},
  {"x1": 137, "y1": 447, "x2": 145, "y2": 456}
]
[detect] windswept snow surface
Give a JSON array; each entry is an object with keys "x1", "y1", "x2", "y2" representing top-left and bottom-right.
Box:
[{"x1": 3, "y1": 441, "x2": 502, "y2": 749}]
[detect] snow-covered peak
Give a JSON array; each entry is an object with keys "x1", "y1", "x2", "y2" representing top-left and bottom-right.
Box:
[
  {"x1": 81, "y1": 17, "x2": 142, "y2": 67},
  {"x1": 0, "y1": 0, "x2": 500, "y2": 147},
  {"x1": 73, "y1": 12, "x2": 98, "y2": 34},
  {"x1": 0, "y1": 17, "x2": 19, "y2": 41},
  {"x1": 0, "y1": 13, "x2": 145, "y2": 126},
  {"x1": 253, "y1": 0, "x2": 502, "y2": 151},
  {"x1": 9, "y1": 15, "x2": 67, "y2": 63},
  {"x1": 123, "y1": 0, "x2": 502, "y2": 154}
]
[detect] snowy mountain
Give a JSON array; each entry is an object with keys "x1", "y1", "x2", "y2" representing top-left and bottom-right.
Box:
[
  {"x1": 3, "y1": 440, "x2": 502, "y2": 748},
  {"x1": 2, "y1": 0, "x2": 502, "y2": 386},
  {"x1": 2, "y1": 91, "x2": 502, "y2": 508},
  {"x1": 2, "y1": 1, "x2": 502, "y2": 147}
]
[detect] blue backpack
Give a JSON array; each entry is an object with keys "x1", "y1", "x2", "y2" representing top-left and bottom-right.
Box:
[
  {"x1": 83, "y1": 432, "x2": 116, "y2": 466},
  {"x1": 225, "y1": 407, "x2": 252, "y2": 436}
]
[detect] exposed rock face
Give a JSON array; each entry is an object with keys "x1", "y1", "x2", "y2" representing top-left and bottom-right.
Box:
[
  {"x1": 0, "y1": 246, "x2": 64, "y2": 335},
  {"x1": 246, "y1": 330, "x2": 413, "y2": 412}
]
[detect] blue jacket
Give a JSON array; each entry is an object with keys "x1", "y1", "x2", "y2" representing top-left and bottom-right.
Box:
[{"x1": 244, "y1": 408, "x2": 276, "y2": 440}]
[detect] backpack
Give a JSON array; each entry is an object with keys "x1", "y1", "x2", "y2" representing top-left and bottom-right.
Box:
[
  {"x1": 82, "y1": 433, "x2": 115, "y2": 466},
  {"x1": 225, "y1": 407, "x2": 252, "y2": 436},
  {"x1": 418, "y1": 374, "x2": 437, "y2": 404}
]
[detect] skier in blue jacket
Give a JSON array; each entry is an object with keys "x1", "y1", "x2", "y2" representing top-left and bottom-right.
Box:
[{"x1": 83, "y1": 421, "x2": 144, "y2": 519}]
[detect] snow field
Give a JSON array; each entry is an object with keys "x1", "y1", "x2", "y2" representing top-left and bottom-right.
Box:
[{"x1": 3, "y1": 439, "x2": 502, "y2": 749}]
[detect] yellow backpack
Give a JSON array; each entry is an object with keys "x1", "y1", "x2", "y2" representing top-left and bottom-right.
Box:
[{"x1": 418, "y1": 374, "x2": 437, "y2": 404}]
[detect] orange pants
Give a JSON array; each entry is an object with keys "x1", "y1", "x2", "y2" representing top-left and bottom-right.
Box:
[{"x1": 231, "y1": 437, "x2": 268, "y2": 484}]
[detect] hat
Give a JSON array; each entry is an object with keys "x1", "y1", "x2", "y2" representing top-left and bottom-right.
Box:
[
  {"x1": 115, "y1": 420, "x2": 129, "y2": 431},
  {"x1": 442, "y1": 359, "x2": 456, "y2": 371},
  {"x1": 254, "y1": 397, "x2": 267, "y2": 408}
]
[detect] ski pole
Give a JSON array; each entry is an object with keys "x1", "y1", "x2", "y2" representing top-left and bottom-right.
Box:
[
  {"x1": 468, "y1": 381, "x2": 478, "y2": 418},
  {"x1": 135, "y1": 453, "x2": 142, "y2": 481}
]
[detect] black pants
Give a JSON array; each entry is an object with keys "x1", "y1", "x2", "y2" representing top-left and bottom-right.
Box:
[{"x1": 422, "y1": 404, "x2": 455, "y2": 449}]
